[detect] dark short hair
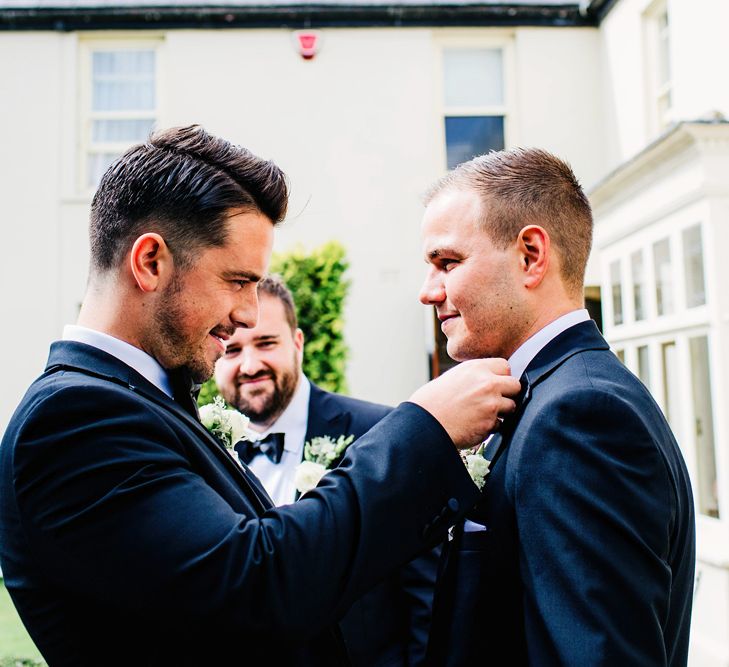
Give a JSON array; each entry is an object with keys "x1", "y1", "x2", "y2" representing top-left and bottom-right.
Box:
[
  {"x1": 425, "y1": 148, "x2": 593, "y2": 294},
  {"x1": 258, "y1": 275, "x2": 298, "y2": 331},
  {"x1": 89, "y1": 125, "x2": 289, "y2": 272}
]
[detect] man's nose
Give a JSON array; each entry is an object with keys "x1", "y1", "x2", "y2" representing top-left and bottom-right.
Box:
[
  {"x1": 238, "y1": 347, "x2": 264, "y2": 377},
  {"x1": 231, "y1": 286, "x2": 259, "y2": 330},
  {"x1": 419, "y1": 269, "x2": 445, "y2": 306}
]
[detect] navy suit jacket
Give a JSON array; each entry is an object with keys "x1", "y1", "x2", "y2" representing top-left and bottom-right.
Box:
[
  {"x1": 305, "y1": 383, "x2": 439, "y2": 667},
  {"x1": 0, "y1": 342, "x2": 479, "y2": 666},
  {"x1": 426, "y1": 321, "x2": 695, "y2": 666}
]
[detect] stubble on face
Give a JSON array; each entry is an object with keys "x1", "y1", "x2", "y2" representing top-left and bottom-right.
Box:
[
  {"x1": 221, "y1": 350, "x2": 300, "y2": 425},
  {"x1": 152, "y1": 272, "x2": 232, "y2": 384}
]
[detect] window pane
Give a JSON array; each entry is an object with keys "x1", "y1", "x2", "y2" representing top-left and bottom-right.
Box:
[
  {"x1": 653, "y1": 238, "x2": 673, "y2": 316},
  {"x1": 658, "y1": 10, "x2": 671, "y2": 88},
  {"x1": 631, "y1": 249, "x2": 646, "y2": 321},
  {"x1": 615, "y1": 349, "x2": 625, "y2": 363},
  {"x1": 690, "y1": 335, "x2": 719, "y2": 518},
  {"x1": 661, "y1": 341, "x2": 680, "y2": 432},
  {"x1": 92, "y1": 50, "x2": 156, "y2": 112},
  {"x1": 610, "y1": 260, "x2": 623, "y2": 326},
  {"x1": 87, "y1": 152, "x2": 119, "y2": 188},
  {"x1": 445, "y1": 116, "x2": 504, "y2": 169},
  {"x1": 637, "y1": 345, "x2": 650, "y2": 387},
  {"x1": 443, "y1": 48, "x2": 503, "y2": 107},
  {"x1": 92, "y1": 118, "x2": 155, "y2": 143},
  {"x1": 683, "y1": 224, "x2": 706, "y2": 308}
]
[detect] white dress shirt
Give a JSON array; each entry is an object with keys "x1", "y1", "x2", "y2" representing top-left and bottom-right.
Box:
[
  {"x1": 247, "y1": 375, "x2": 310, "y2": 507},
  {"x1": 63, "y1": 324, "x2": 173, "y2": 397},
  {"x1": 462, "y1": 308, "x2": 590, "y2": 533},
  {"x1": 507, "y1": 308, "x2": 590, "y2": 381}
]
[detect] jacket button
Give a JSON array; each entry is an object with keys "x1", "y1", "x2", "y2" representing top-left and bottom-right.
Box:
[{"x1": 447, "y1": 498, "x2": 460, "y2": 513}]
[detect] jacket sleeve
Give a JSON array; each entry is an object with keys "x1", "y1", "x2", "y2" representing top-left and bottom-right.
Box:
[
  {"x1": 10, "y1": 380, "x2": 479, "y2": 639},
  {"x1": 399, "y1": 544, "x2": 441, "y2": 666}
]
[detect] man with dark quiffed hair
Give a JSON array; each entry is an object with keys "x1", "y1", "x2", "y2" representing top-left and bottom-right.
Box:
[{"x1": 0, "y1": 125, "x2": 520, "y2": 666}]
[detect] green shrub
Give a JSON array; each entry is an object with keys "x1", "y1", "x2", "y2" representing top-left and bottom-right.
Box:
[
  {"x1": 198, "y1": 240, "x2": 350, "y2": 406},
  {"x1": 270, "y1": 241, "x2": 350, "y2": 394}
]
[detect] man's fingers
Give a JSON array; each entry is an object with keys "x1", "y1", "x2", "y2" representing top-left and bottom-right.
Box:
[
  {"x1": 482, "y1": 357, "x2": 511, "y2": 376},
  {"x1": 496, "y1": 376, "x2": 522, "y2": 398},
  {"x1": 498, "y1": 397, "x2": 517, "y2": 416}
]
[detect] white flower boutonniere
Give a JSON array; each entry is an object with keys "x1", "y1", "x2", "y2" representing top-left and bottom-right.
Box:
[
  {"x1": 463, "y1": 443, "x2": 491, "y2": 490},
  {"x1": 294, "y1": 434, "x2": 355, "y2": 495},
  {"x1": 199, "y1": 397, "x2": 257, "y2": 465}
]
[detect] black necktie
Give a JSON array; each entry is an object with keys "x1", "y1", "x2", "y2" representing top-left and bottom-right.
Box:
[
  {"x1": 169, "y1": 367, "x2": 201, "y2": 420},
  {"x1": 236, "y1": 433, "x2": 285, "y2": 465},
  {"x1": 480, "y1": 374, "x2": 530, "y2": 468}
]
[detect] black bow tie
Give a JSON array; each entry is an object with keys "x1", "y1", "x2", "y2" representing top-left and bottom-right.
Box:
[{"x1": 236, "y1": 432, "x2": 285, "y2": 465}]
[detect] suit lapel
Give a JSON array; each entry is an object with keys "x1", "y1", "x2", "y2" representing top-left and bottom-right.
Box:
[
  {"x1": 467, "y1": 320, "x2": 608, "y2": 519},
  {"x1": 304, "y1": 383, "x2": 353, "y2": 462},
  {"x1": 45, "y1": 341, "x2": 273, "y2": 513},
  {"x1": 295, "y1": 382, "x2": 353, "y2": 500},
  {"x1": 522, "y1": 319, "x2": 609, "y2": 392}
]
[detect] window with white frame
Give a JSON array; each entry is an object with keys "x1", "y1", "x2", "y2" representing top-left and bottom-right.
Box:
[
  {"x1": 644, "y1": 1, "x2": 672, "y2": 132},
  {"x1": 683, "y1": 224, "x2": 706, "y2": 308},
  {"x1": 82, "y1": 43, "x2": 159, "y2": 189},
  {"x1": 689, "y1": 335, "x2": 719, "y2": 518},
  {"x1": 653, "y1": 237, "x2": 673, "y2": 316},
  {"x1": 637, "y1": 344, "x2": 650, "y2": 387},
  {"x1": 441, "y1": 47, "x2": 506, "y2": 169},
  {"x1": 661, "y1": 340, "x2": 680, "y2": 432},
  {"x1": 610, "y1": 260, "x2": 623, "y2": 326},
  {"x1": 631, "y1": 249, "x2": 646, "y2": 321}
]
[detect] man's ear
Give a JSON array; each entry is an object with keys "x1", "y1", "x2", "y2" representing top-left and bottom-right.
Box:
[
  {"x1": 517, "y1": 225, "x2": 550, "y2": 290},
  {"x1": 294, "y1": 328, "x2": 304, "y2": 363},
  {"x1": 129, "y1": 233, "x2": 173, "y2": 292}
]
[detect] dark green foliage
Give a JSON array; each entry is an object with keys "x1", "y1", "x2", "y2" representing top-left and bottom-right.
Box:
[
  {"x1": 270, "y1": 241, "x2": 350, "y2": 394},
  {"x1": 197, "y1": 241, "x2": 350, "y2": 407},
  {"x1": 197, "y1": 378, "x2": 220, "y2": 407}
]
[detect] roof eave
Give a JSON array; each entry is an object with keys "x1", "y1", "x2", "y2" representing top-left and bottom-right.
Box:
[{"x1": 0, "y1": 3, "x2": 596, "y2": 31}]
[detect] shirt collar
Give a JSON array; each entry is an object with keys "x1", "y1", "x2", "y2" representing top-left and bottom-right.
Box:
[
  {"x1": 62, "y1": 324, "x2": 173, "y2": 398},
  {"x1": 507, "y1": 309, "x2": 590, "y2": 380},
  {"x1": 256, "y1": 373, "x2": 310, "y2": 453}
]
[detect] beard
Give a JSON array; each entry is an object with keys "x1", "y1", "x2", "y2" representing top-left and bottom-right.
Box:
[
  {"x1": 224, "y1": 354, "x2": 299, "y2": 425},
  {"x1": 152, "y1": 275, "x2": 219, "y2": 384}
]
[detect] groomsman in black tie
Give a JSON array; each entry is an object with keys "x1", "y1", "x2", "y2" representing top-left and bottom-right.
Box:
[
  {"x1": 419, "y1": 148, "x2": 695, "y2": 666},
  {"x1": 0, "y1": 125, "x2": 521, "y2": 666},
  {"x1": 215, "y1": 274, "x2": 436, "y2": 666}
]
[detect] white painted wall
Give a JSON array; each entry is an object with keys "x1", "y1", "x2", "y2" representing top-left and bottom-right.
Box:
[{"x1": 0, "y1": 33, "x2": 66, "y2": 431}]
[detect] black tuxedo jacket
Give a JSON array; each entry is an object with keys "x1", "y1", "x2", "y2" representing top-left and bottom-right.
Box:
[
  {"x1": 426, "y1": 321, "x2": 695, "y2": 666},
  {"x1": 0, "y1": 342, "x2": 479, "y2": 666},
  {"x1": 305, "y1": 383, "x2": 439, "y2": 667}
]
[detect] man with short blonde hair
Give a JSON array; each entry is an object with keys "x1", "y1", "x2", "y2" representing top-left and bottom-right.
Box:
[{"x1": 422, "y1": 148, "x2": 694, "y2": 666}]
